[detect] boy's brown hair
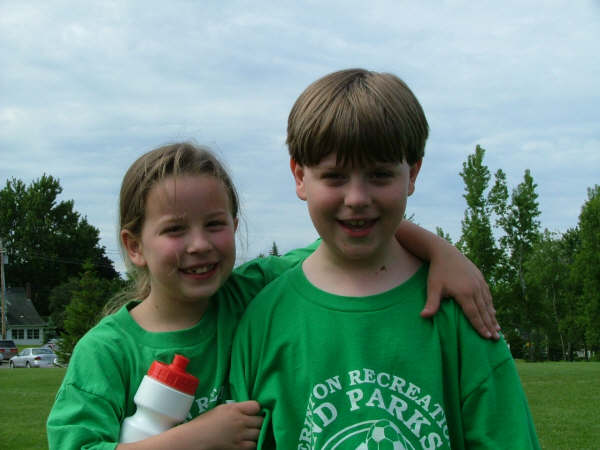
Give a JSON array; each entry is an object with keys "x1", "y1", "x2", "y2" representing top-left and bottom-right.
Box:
[{"x1": 286, "y1": 68, "x2": 429, "y2": 167}]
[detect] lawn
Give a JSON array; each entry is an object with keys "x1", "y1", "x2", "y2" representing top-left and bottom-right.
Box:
[
  {"x1": 515, "y1": 360, "x2": 600, "y2": 449},
  {"x1": 0, "y1": 367, "x2": 66, "y2": 449},
  {"x1": 0, "y1": 361, "x2": 598, "y2": 449}
]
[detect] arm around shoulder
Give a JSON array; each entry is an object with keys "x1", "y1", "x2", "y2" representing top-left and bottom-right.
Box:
[{"x1": 395, "y1": 221, "x2": 500, "y2": 339}]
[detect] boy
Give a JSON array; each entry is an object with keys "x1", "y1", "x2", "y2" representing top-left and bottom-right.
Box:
[{"x1": 229, "y1": 69, "x2": 539, "y2": 449}]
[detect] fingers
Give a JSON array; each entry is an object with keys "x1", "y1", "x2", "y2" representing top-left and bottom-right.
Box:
[
  {"x1": 468, "y1": 283, "x2": 500, "y2": 340},
  {"x1": 478, "y1": 283, "x2": 500, "y2": 338},
  {"x1": 462, "y1": 300, "x2": 491, "y2": 339},
  {"x1": 421, "y1": 281, "x2": 442, "y2": 318},
  {"x1": 229, "y1": 401, "x2": 264, "y2": 430},
  {"x1": 233, "y1": 400, "x2": 261, "y2": 415}
]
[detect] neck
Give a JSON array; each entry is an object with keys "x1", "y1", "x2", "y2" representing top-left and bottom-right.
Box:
[
  {"x1": 303, "y1": 239, "x2": 422, "y2": 297},
  {"x1": 130, "y1": 293, "x2": 210, "y2": 332}
]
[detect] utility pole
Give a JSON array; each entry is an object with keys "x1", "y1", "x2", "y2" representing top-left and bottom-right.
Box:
[{"x1": 0, "y1": 239, "x2": 6, "y2": 339}]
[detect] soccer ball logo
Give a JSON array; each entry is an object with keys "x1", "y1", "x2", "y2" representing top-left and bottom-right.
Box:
[{"x1": 355, "y1": 420, "x2": 407, "y2": 450}]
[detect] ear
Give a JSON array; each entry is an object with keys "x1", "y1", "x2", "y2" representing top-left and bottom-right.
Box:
[
  {"x1": 290, "y1": 158, "x2": 307, "y2": 201},
  {"x1": 233, "y1": 217, "x2": 239, "y2": 232},
  {"x1": 121, "y1": 229, "x2": 146, "y2": 268},
  {"x1": 407, "y1": 159, "x2": 423, "y2": 197}
]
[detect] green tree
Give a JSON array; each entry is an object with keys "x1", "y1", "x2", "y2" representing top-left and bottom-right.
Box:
[
  {"x1": 57, "y1": 262, "x2": 123, "y2": 363},
  {"x1": 573, "y1": 186, "x2": 600, "y2": 357},
  {"x1": 269, "y1": 241, "x2": 280, "y2": 256},
  {"x1": 0, "y1": 175, "x2": 118, "y2": 315},
  {"x1": 435, "y1": 227, "x2": 453, "y2": 244},
  {"x1": 496, "y1": 170, "x2": 542, "y2": 359},
  {"x1": 524, "y1": 230, "x2": 575, "y2": 360},
  {"x1": 48, "y1": 278, "x2": 80, "y2": 332},
  {"x1": 457, "y1": 145, "x2": 500, "y2": 283},
  {"x1": 559, "y1": 228, "x2": 586, "y2": 360}
]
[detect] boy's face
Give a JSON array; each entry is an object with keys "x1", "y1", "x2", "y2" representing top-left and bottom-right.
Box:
[{"x1": 291, "y1": 152, "x2": 421, "y2": 266}]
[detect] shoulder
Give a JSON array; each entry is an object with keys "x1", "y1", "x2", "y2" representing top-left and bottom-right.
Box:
[
  {"x1": 63, "y1": 304, "x2": 137, "y2": 389},
  {"x1": 242, "y1": 265, "x2": 300, "y2": 316},
  {"x1": 75, "y1": 303, "x2": 134, "y2": 350},
  {"x1": 435, "y1": 300, "x2": 514, "y2": 389}
]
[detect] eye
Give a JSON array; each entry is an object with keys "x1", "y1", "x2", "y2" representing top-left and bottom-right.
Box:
[
  {"x1": 369, "y1": 169, "x2": 395, "y2": 181},
  {"x1": 321, "y1": 171, "x2": 347, "y2": 182},
  {"x1": 162, "y1": 224, "x2": 185, "y2": 234},
  {"x1": 207, "y1": 220, "x2": 227, "y2": 228}
]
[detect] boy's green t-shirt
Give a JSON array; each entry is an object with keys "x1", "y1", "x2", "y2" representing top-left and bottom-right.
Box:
[
  {"x1": 229, "y1": 264, "x2": 540, "y2": 449},
  {"x1": 46, "y1": 246, "x2": 314, "y2": 450}
]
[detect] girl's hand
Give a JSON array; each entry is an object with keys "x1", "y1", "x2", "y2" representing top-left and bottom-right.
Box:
[
  {"x1": 395, "y1": 221, "x2": 500, "y2": 339},
  {"x1": 117, "y1": 400, "x2": 263, "y2": 450},
  {"x1": 189, "y1": 401, "x2": 264, "y2": 449}
]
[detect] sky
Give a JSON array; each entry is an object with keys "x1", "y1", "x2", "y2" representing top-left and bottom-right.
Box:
[{"x1": 2, "y1": 0, "x2": 599, "y2": 275}]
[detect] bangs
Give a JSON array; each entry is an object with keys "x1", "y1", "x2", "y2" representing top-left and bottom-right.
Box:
[{"x1": 287, "y1": 69, "x2": 428, "y2": 167}]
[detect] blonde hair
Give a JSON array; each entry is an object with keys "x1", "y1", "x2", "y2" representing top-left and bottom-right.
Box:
[
  {"x1": 105, "y1": 142, "x2": 239, "y2": 314},
  {"x1": 287, "y1": 68, "x2": 429, "y2": 167}
]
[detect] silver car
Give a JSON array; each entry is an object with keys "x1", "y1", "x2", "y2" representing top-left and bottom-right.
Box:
[{"x1": 9, "y1": 347, "x2": 57, "y2": 368}]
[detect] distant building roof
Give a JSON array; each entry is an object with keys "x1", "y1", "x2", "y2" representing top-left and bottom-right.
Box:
[{"x1": 4, "y1": 287, "x2": 46, "y2": 326}]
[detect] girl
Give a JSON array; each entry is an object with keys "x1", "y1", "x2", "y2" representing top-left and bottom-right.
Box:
[{"x1": 47, "y1": 142, "x2": 496, "y2": 449}]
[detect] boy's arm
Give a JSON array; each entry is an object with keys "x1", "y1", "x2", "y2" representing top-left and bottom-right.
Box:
[
  {"x1": 456, "y1": 313, "x2": 541, "y2": 449},
  {"x1": 395, "y1": 221, "x2": 500, "y2": 339}
]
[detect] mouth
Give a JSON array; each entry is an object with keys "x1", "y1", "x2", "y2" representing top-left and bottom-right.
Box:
[
  {"x1": 181, "y1": 263, "x2": 217, "y2": 275},
  {"x1": 338, "y1": 218, "x2": 377, "y2": 230}
]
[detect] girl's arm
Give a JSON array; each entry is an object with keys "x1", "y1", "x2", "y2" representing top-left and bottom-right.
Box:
[
  {"x1": 117, "y1": 402, "x2": 263, "y2": 450},
  {"x1": 396, "y1": 221, "x2": 500, "y2": 339}
]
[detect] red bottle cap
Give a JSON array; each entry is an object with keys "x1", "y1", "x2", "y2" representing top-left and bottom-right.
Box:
[{"x1": 147, "y1": 354, "x2": 199, "y2": 395}]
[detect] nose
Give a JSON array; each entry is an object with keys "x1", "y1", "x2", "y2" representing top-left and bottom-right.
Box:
[
  {"x1": 344, "y1": 178, "x2": 371, "y2": 209},
  {"x1": 186, "y1": 229, "x2": 213, "y2": 254}
]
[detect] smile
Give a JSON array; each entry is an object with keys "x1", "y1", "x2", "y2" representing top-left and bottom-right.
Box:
[
  {"x1": 338, "y1": 219, "x2": 377, "y2": 229},
  {"x1": 181, "y1": 264, "x2": 217, "y2": 275}
]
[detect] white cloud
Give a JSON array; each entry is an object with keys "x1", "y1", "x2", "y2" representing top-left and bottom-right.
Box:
[{"x1": 0, "y1": 0, "x2": 598, "y2": 275}]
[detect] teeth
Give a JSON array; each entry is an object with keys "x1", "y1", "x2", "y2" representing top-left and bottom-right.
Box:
[
  {"x1": 348, "y1": 220, "x2": 366, "y2": 226},
  {"x1": 344, "y1": 219, "x2": 369, "y2": 227},
  {"x1": 185, "y1": 264, "x2": 215, "y2": 274}
]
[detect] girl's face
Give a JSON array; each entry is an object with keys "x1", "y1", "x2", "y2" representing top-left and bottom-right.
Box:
[{"x1": 124, "y1": 174, "x2": 237, "y2": 308}]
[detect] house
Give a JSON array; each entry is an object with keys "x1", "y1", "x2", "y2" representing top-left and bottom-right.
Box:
[{"x1": 2, "y1": 287, "x2": 46, "y2": 346}]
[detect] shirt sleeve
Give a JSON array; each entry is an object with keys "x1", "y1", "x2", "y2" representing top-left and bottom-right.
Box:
[
  {"x1": 457, "y1": 313, "x2": 541, "y2": 449},
  {"x1": 47, "y1": 334, "x2": 127, "y2": 450},
  {"x1": 459, "y1": 357, "x2": 540, "y2": 449},
  {"x1": 47, "y1": 384, "x2": 121, "y2": 450}
]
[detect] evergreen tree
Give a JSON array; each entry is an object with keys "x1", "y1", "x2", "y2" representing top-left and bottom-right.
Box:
[
  {"x1": 269, "y1": 241, "x2": 280, "y2": 256},
  {"x1": 57, "y1": 262, "x2": 122, "y2": 363},
  {"x1": 48, "y1": 278, "x2": 80, "y2": 333}
]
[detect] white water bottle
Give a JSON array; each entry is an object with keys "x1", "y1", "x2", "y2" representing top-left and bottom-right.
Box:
[{"x1": 119, "y1": 354, "x2": 199, "y2": 443}]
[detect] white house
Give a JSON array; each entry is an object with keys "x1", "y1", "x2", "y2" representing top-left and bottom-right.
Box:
[{"x1": 4, "y1": 287, "x2": 46, "y2": 346}]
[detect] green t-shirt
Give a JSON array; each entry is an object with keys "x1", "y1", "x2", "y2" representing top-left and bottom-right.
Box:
[
  {"x1": 229, "y1": 264, "x2": 540, "y2": 450},
  {"x1": 47, "y1": 247, "x2": 314, "y2": 450}
]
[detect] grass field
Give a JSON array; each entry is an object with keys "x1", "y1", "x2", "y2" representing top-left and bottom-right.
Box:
[
  {"x1": 0, "y1": 367, "x2": 66, "y2": 449},
  {"x1": 0, "y1": 361, "x2": 598, "y2": 449},
  {"x1": 516, "y1": 360, "x2": 600, "y2": 449}
]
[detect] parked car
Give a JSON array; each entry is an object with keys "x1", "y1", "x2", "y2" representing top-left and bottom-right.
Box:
[
  {"x1": 0, "y1": 339, "x2": 18, "y2": 361},
  {"x1": 9, "y1": 347, "x2": 57, "y2": 368}
]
